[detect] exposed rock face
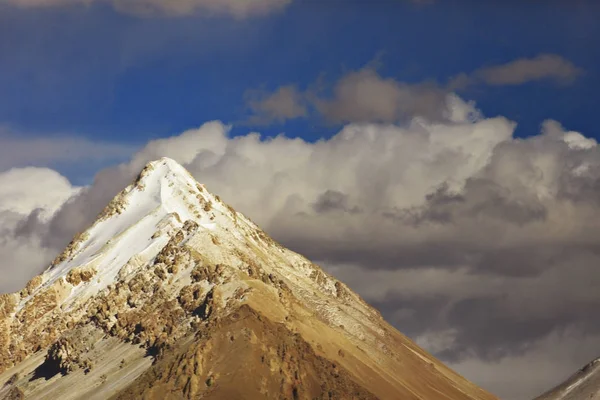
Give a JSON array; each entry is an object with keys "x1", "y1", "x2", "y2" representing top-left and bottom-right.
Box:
[
  {"x1": 19, "y1": 277, "x2": 42, "y2": 299},
  {"x1": 0, "y1": 158, "x2": 498, "y2": 400},
  {"x1": 113, "y1": 305, "x2": 378, "y2": 400},
  {"x1": 0, "y1": 294, "x2": 18, "y2": 370},
  {"x1": 66, "y1": 267, "x2": 96, "y2": 286}
]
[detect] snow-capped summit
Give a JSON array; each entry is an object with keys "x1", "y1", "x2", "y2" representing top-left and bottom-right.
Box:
[
  {"x1": 0, "y1": 158, "x2": 498, "y2": 400},
  {"x1": 20, "y1": 157, "x2": 231, "y2": 311}
]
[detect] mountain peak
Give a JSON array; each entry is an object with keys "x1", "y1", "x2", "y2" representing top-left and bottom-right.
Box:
[
  {"x1": 0, "y1": 160, "x2": 499, "y2": 400},
  {"x1": 140, "y1": 157, "x2": 194, "y2": 182}
]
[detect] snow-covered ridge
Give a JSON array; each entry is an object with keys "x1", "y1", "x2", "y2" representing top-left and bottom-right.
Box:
[
  {"x1": 17, "y1": 158, "x2": 240, "y2": 311},
  {"x1": 14, "y1": 157, "x2": 349, "y2": 315},
  {"x1": 535, "y1": 357, "x2": 600, "y2": 400}
]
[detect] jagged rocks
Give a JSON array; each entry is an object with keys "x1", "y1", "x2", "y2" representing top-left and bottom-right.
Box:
[
  {"x1": 196, "y1": 195, "x2": 213, "y2": 212},
  {"x1": 154, "y1": 232, "x2": 194, "y2": 272},
  {"x1": 19, "y1": 276, "x2": 42, "y2": 298},
  {"x1": 0, "y1": 294, "x2": 18, "y2": 372},
  {"x1": 66, "y1": 266, "x2": 97, "y2": 286},
  {"x1": 97, "y1": 190, "x2": 129, "y2": 222},
  {"x1": 178, "y1": 284, "x2": 207, "y2": 313},
  {"x1": 334, "y1": 281, "x2": 351, "y2": 301},
  {"x1": 0, "y1": 294, "x2": 17, "y2": 320},
  {"x1": 135, "y1": 163, "x2": 155, "y2": 191},
  {"x1": 36, "y1": 326, "x2": 103, "y2": 378},
  {"x1": 44, "y1": 338, "x2": 84, "y2": 375},
  {"x1": 190, "y1": 263, "x2": 228, "y2": 284},
  {"x1": 15, "y1": 279, "x2": 70, "y2": 327},
  {"x1": 50, "y1": 231, "x2": 90, "y2": 269},
  {"x1": 182, "y1": 220, "x2": 199, "y2": 234}
]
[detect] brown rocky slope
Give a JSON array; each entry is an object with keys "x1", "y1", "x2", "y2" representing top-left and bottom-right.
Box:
[{"x1": 0, "y1": 158, "x2": 498, "y2": 400}]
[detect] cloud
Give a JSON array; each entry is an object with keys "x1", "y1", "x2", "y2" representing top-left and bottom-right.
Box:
[
  {"x1": 448, "y1": 329, "x2": 600, "y2": 400},
  {"x1": 314, "y1": 68, "x2": 448, "y2": 124},
  {"x1": 245, "y1": 85, "x2": 307, "y2": 125},
  {"x1": 246, "y1": 55, "x2": 582, "y2": 125},
  {"x1": 2, "y1": 0, "x2": 291, "y2": 17},
  {"x1": 0, "y1": 129, "x2": 137, "y2": 172},
  {"x1": 450, "y1": 54, "x2": 584, "y2": 89},
  {"x1": 0, "y1": 167, "x2": 78, "y2": 293},
  {"x1": 4, "y1": 96, "x2": 600, "y2": 398},
  {"x1": 0, "y1": 167, "x2": 80, "y2": 217},
  {"x1": 244, "y1": 66, "x2": 452, "y2": 125}
]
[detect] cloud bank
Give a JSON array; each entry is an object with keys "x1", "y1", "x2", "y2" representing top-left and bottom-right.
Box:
[
  {"x1": 2, "y1": 95, "x2": 600, "y2": 398},
  {"x1": 0, "y1": 129, "x2": 137, "y2": 172},
  {"x1": 1, "y1": 0, "x2": 291, "y2": 18},
  {"x1": 248, "y1": 54, "x2": 583, "y2": 125}
]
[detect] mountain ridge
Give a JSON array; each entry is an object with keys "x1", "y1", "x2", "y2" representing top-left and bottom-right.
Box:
[
  {"x1": 534, "y1": 357, "x2": 600, "y2": 400},
  {"x1": 0, "y1": 157, "x2": 498, "y2": 400}
]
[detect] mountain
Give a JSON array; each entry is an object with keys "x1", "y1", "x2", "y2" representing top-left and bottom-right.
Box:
[
  {"x1": 0, "y1": 157, "x2": 498, "y2": 400},
  {"x1": 534, "y1": 358, "x2": 600, "y2": 400}
]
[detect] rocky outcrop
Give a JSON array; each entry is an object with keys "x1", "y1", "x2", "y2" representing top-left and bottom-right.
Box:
[
  {"x1": 1, "y1": 279, "x2": 73, "y2": 373},
  {"x1": 50, "y1": 232, "x2": 90, "y2": 269},
  {"x1": 112, "y1": 305, "x2": 378, "y2": 400},
  {"x1": 66, "y1": 266, "x2": 97, "y2": 286},
  {"x1": 0, "y1": 294, "x2": 18, "y2": 372},
  {"x1": 19, "y1": 276, "x2": 42, "y2": 298}
]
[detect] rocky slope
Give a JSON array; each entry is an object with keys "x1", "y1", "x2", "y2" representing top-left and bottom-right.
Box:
[
  {"x1": 0, "y1": 158, "x2": 498, "y2": 400},
  {"x1": 534, "y1": 358, "x2": 600, "y2": 400}
]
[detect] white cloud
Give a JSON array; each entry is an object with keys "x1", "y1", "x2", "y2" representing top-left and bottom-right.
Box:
[
  {"x1": 0, "y1": 167, "x2": 80, "y2": 218},
  {"x1": 2, "y1": 0, "x2": 291, "y2": 18},
  {"x1": 0, "y1": 129, "x2": 136, "y2": 172},
  {"x1": 3, "y1": 95, "x2": 600, "y2": 399},
  {"x1": 0, "y1": 167, "x2": 78, "y2": 293}
]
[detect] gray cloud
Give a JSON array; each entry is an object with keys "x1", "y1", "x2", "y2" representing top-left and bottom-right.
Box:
[
  {"x1": 476, "y1": 54, "x2": 584, "y2": 86},
  {"x1": 2, "y1": 0, "x2": 291, "y2": 18},
  {"x1": 450, "y1": 54, "x2": 584, "y2": 89},
  {"x1": 313, "y1": 190, "x2": 362, "y2": 214},
  {"x1": 245, "y1": 66, "x2": 449, "y2": 125},
  {"x1": 245, "y1": 85, "x2": 308, "y2": 125},
  {"x1": 3, "y1": 98, "x2": 600, "y2": 399},
  {"x1": 247, "y1": 55, "x2": 582, "y2": 126},
  {"x1": 0, "y1": 128, "x2": 137, "y2": 172},
  {"x1": 313, "y1": 68, "x2": 448, "y2": 124}
]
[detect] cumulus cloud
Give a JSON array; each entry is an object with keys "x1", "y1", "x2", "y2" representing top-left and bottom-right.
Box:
[
  {"x1": 3, "y1": 95, "x2": 600, "y2": 398},
  {"x1": 0, "y1": 167, "x2": 80, "y2": 217},
  {"x1": 0, "y1": 167, "x2": 79, "y2": 293},
  {"x1": 245, "y1": 66, "x2": 449, "y2": 125},
  {"x1": 248, "y1": 55, "x2": 582, "y2": 125},
  {"x1": 1, "y1": 0, "x2": 291, "y2": 17},
  {"x1": 314, "y1": 68, "x2": 448, "y2": 123}
]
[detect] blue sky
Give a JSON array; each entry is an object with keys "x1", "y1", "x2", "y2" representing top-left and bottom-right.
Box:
[{"x1": 1, "y1": 0, "x2": 598, "y2": 174}]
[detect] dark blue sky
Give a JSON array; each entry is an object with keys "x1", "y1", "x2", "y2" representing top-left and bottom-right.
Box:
[{"x1": 1, "y1": 0, "x2": 598, "y2": 175}]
